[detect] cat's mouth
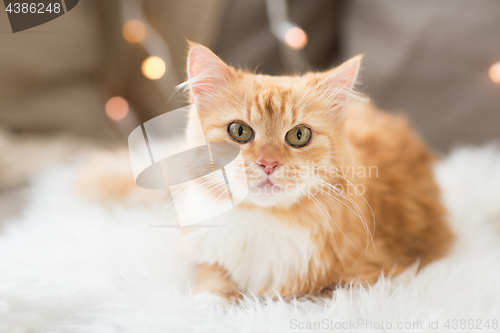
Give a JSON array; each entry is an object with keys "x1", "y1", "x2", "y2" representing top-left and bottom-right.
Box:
[
  {"x1": 254, "y1": 178, "x2": 281, "y2": 191},
  {"x1": 259, "y1": 179, "x2": 274, "y2": 187},
  {"x1": 244, "y1": 176, "x2": 303, "y2": 207}
]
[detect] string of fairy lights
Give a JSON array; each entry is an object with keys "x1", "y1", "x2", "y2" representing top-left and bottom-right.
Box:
[
  {"x1": 105, "y1": 0, "x2": 310, "y2": 130},
  {"x1": 105, "y1": 0, "x2": 500, "y2": 130}
]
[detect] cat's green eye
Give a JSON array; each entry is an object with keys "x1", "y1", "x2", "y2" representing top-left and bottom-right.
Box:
[
  {"x1": 228, "y1": 121, "x2": 254, "y2": 143},
  {"x1": 286, "y1": 125, "x2": 312, "y2": 148}
]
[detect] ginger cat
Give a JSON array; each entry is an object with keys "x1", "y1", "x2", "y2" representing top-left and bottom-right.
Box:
[{"x1": 178, "y1": 43, "x2": 454, "y2": 300}]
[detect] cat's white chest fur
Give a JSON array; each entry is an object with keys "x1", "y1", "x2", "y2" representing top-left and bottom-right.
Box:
[{"x1": 183, "y1": 206, "x2": 315, "y2": 293}]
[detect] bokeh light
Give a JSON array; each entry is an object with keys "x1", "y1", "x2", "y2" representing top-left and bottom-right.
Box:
[
  {"x1": 489, "y1": 62, "x2": 500, "y2": 84},
  {"x1": 142, "y1": 56, "x2": 166, "y2": 80},
  {"x1": 105, "y1": 96, "x2": 129, "y2": 121},
  {"x1": 284, "y1": 26, "x2": 308, "y2": 50},
  {"x1": 123, "y1": 20, "x2": 146, "y2": 43}
]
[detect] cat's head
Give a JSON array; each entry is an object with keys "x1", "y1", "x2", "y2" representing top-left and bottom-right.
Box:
[{"x1": 184, "y1": 43, "x2": 362, "y2": 208}]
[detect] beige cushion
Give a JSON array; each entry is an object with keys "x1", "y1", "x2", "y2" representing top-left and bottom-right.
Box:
[{"x1": 343, "y1": 0, "x2": 500, "y2": 152}]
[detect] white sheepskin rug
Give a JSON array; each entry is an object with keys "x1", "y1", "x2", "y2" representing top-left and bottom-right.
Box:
[{"x1": 1, "y1": 145, "x2": 500, "y2": 333}]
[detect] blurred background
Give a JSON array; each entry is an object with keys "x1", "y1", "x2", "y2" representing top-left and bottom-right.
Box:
[{"x1": 0, "y1": 0, "x2": 499, "y2": 220}]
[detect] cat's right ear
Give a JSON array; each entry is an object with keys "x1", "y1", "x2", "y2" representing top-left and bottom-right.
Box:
[{"x1": 185, "y1": 42, "x2": 233, "y2": 107}]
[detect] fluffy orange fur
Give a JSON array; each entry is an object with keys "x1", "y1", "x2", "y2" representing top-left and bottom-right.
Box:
[{"x1": 184, "y1": 43, "x2": 454, "y2": 299}]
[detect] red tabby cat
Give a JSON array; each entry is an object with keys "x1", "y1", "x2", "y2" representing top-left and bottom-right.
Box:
[
  {"x1": 180, "y1": 43, "x2": 454, "y2": 300},
  {"x1": 80, "y1": 43, "x2": 454, "y2": 301}
]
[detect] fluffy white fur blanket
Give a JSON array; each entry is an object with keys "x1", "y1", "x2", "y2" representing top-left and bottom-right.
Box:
[{"x1": 1, "y1": 145, "x2": 500, "y2": 333}]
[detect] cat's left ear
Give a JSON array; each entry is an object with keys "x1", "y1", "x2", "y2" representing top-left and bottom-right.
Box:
[
  {"x1": 185, "y1": 42, "x2": 234, "y2": 109},
  {"x1": 316, "y1": 55, "x2": 362, "y2": 108}
]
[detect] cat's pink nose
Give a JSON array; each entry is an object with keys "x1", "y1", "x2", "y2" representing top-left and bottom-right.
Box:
[{"x1": 256, "y1": 159, "x2": 282, "y2": 175}]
